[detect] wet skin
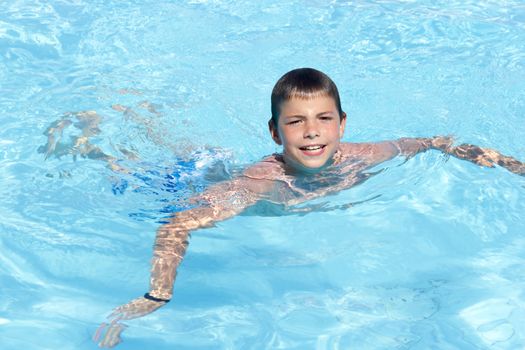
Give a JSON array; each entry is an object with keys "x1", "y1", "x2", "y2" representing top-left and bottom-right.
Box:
[
  {"x1": 270, "y1": 95, "x2": 346, "y2": 172},
  {"x1": 87, "y1": 96, "x2": 525, "y2": 347}
]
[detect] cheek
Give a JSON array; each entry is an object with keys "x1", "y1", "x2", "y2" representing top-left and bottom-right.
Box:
[
  {"x1": 280, "y1": 127, "x2": 299, "y2": 143},
  {"x1": 328, "y1": 124, "x2": 342, "y2": 138}
]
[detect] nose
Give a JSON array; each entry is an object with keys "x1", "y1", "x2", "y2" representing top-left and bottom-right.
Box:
[{"x1": 303, "y1": 120, "x2": 320, "y2": 139}]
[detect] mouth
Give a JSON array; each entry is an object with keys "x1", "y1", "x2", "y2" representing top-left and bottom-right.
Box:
[{"x1": 299, "y1": 144, "x2": 326, "y2": 156}]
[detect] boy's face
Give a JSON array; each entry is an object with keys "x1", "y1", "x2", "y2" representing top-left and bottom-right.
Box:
[{"x1": 270, "y1": 95, "x2": 346, "y2": 172}]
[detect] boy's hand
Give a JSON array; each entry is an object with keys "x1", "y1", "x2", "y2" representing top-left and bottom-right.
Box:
[
  {"x1": 451, "y1": 144, "x2": 498, "y2": 167},
  {"x1": 93, "y1": 321, "x2": 127, "y2": 348},
  {"x1": 451, "y1": 144, "x2": 525, "y2": 175},
  {"x1": 94, "y1": 296, "x2": 168, "y2": 348}
]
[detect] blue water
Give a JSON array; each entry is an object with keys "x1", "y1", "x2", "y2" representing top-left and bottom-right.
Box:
[{"x1": 1, "y1": 1, "x2": 525, "y2": 349}]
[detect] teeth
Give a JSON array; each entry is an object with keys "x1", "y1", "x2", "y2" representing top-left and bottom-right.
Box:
[{"x1": 303, "y1": 146, "x2": 322, "y2": 150}]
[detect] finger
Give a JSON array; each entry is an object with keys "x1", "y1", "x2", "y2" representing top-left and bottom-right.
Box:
[
  {"x1": 98, "y1": 322, "x2": 128, "y2": 348},
  {"x1": 93, "y1": 323, "x2": 107, "y2": 342}
]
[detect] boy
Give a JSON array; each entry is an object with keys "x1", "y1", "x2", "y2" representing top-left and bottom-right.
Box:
[{"x1": 95, "y1": 68, "x2": 524, "y2": 347}]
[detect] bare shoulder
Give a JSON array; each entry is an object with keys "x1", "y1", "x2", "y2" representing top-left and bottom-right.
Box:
[
  {"x1": 234, "y1": 154, "x2": 285, "y2": 194},
  {"x1": 339, "y1": 141, "x2": 398, "y2": 163},
  {"x1": 243, "y1": 154, "x2": 285, "y2": 180},
  {"x1": 339, "y1": 141, "x2": 394, "y2": 156},
  {"x1": 339, "y1": 142, "x2": 372, "y2": 154}
]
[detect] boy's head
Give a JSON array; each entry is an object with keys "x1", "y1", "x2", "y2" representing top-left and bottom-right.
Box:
[
  {"x1": 270, "y1": 68, "x2": 344, "y2": 126},
  {"x1": 269, "y1": 68, "x2": 347, "y2": 172}
]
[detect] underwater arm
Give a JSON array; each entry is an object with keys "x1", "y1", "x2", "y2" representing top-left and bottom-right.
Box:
[
  {"x1": 386, "y1": 137, "x2": 524, "y2": 175},
  {"x1": 446, "y1": 143, "x2": 525, "y2": 175},
  {"x1": 95, "y1": 176, "x2": 271, "y2": 347},
  {"x1": 146, "y1": 180, "x2": 264, "y2": 306}
]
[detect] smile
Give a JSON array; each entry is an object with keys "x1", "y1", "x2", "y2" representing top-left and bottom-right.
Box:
[
  {"x1": 300, "y1": 145, "x2": 324, "y2": 150},
  {"x1": 299, "y1": 144, "x2": 326, "y2": 156}
]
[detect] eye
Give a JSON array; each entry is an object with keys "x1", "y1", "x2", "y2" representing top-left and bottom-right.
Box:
[
  {"x1": 286, "y1": 119, "x2": 302, "y2": 125},
  {"x1": 320, "y1": 116, "x2": 334, "y2": 121}
]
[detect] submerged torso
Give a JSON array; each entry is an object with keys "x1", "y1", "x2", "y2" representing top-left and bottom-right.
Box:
[{"x1": 242, "y1": 142, "x2": 394, "y2": 206}]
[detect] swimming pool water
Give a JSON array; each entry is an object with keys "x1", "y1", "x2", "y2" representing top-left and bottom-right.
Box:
[{"x1": 1, "y1": 1, "x2": 525, "y2": 349}]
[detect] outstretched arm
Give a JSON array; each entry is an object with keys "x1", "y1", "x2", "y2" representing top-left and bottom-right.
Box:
[
  {"x1": 94, "y1": 175, "x2": 272, "y2": 347},
  {"x1": 385, "y1": 136, "x2": 524, "y2": 176},
  {"x1": 447, "y1": 143, "x2": 525, "y2": 176},
  {"x1": 142, "y1": 178, "x2": 266, "y2": 308}
]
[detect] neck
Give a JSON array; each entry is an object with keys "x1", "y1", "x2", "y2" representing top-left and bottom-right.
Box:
[{"x1": 282, "y1": 151, "x2": 340, "y2": 175}]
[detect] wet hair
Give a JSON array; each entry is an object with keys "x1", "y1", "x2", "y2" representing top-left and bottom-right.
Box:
[{"x1": 270, "y1": 68, "x2": 344, "y2": 125}]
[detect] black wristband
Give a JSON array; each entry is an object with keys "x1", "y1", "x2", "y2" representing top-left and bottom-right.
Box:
[{"x1": 144, "y1": 292, "x2": 170, "y2": 303}]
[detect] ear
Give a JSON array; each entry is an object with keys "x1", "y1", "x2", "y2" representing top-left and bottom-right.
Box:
[
  {"x1": 268, "y1": 119, "x2": 282, "y2": 145},
  {"x1": 339, "y1": 112, "x2": 347, "y2": 138}
]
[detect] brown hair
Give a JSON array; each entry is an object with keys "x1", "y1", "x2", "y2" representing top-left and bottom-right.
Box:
[{"x1": 270, "y1": 68, "x2": 344, "y2": 125}]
